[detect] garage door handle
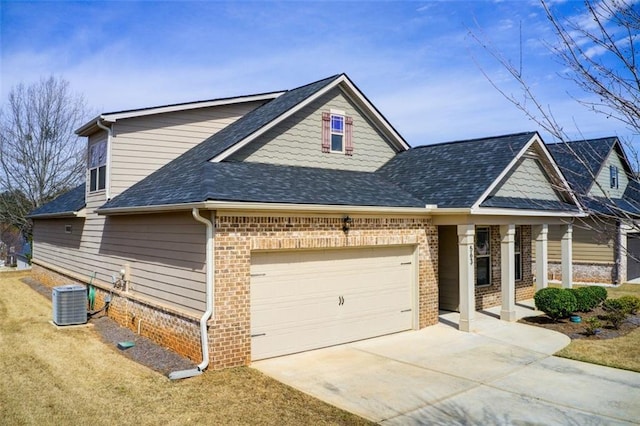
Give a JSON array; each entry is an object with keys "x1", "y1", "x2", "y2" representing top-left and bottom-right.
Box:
[
  {"x1": 338, "y1": 296, "x2": 344, "y2": 306},
  {"x1": 400, "y1": 262, "x2": 412, "y2": 265},
  {"x1": 401, "y1": 309, "x2": 412, "y2": 313},
  {"x1": 251, "y1": 333, "x2": 266, "y2": 338}
]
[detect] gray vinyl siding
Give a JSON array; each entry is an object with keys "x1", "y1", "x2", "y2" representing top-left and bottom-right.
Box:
[
  {"x1": 588, "y1": 150, "x2": 629, "y2": 199},
  {"x1": 493, "y1": 158, "x2": 561, "y2": 201},
  {"x1": 32, "y1": 209, "x2": 206, "y2": 314},
  {"x1": 544, "y1": 218, "x2": 615, "y2": 263},
  {"x1": 108, "y1": 101, "x2": 266, "y2": 197},
  {"x1": 228, "y1": 87, "x2": 399, "y2": 171}
]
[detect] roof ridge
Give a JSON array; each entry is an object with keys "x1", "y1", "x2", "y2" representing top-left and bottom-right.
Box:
[
  {"x1": 547, "y1": 136, "x2": 618, "y2": 146},
  {"x1": 411, "y1": 131, "x2": 537, "y2": 149}
]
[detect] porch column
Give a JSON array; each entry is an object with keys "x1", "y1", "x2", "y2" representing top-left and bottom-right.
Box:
[
  {"x1": 561, "y1": 223, "x2": 573, "y2": 288},
  {"x1": 458, "y1": 224, "x2": 476, "y2": 332},
  {"x1": 500, "y1": 224, "x2": 516, "y2": 321},
  {"x1": 534, "y1": 224, "x2": 549, "y2": 291}
]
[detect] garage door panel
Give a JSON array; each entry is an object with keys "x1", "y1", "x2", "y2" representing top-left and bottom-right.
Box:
[{"x1": 251, "y1": 246, "x2": 414, "y2": 360}]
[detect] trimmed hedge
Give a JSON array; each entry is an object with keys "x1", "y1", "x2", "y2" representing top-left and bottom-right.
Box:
[
  {"x1": 570, "y1": 286, "x2": 607, "y2": 312},
  {"x1": 534, "y1": 287, "x2": 578, "y2": 321}
]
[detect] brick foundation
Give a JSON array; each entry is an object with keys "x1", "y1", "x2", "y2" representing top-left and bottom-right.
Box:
[
  {"x1": 32, "y1": 263, "x2": 204, "y2": 363},
  {"x1": 547, "y1": 261, "x2": 617, "y2": 284}
]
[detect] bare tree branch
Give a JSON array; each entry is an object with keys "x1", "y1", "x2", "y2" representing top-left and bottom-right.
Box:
[{"x1": 0, "y1": 76, "x2": 89, "y2": 236}]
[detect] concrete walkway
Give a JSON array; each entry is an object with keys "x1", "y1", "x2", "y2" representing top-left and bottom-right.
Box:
[{"x1": 253, "y1": 301, "x2": 640, "y2": 425}]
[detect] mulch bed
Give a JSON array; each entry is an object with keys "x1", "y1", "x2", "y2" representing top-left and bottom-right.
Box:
[
  {"x1": 21, "y1": 277, "x2": 196, "y2": 377},
  {"x1": 519, "y1": 306, "x2": 640, "y2": 340}
]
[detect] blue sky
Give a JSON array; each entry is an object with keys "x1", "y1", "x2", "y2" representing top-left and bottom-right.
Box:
[{"x1": 0, "y1": 0, "x2": 634, "y2": 148}]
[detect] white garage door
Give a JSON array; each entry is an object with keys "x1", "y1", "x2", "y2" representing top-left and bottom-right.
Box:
[{"x1": 251, "y1": 246, "x2": 414, "y2": 360}]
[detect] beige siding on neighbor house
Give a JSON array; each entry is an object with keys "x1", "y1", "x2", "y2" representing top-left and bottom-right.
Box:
[
  {"x1": 108, "y1": 101, "x2": 266, "y2": 197},
  {"x1": 543, "y1": 218, "x2": 615, "y2": 263},
  {"x1": 33, "y1": 210, "x2": 206, "y2": 314},
  {"x1": 588, "y1": 149, "x2": 629, "y2": 199},
  {"x1": 493, "y1": 158, "x2": 561, "y2": 201},
  {"x1": 228, "y1": 87, "x2": 399, "y2": 171}
]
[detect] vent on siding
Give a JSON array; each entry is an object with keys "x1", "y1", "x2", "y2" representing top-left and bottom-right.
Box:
[{"x1": 52, "y1": 285, "x2": 87, "y2": 326}]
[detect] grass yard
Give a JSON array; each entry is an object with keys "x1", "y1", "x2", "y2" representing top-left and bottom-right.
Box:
[
  {"x1": 554, "y1": 283, "x2": 640, "y2": 373},
  {"x1": 0, "y1": 274, "x2": 372, "y2": 425}
]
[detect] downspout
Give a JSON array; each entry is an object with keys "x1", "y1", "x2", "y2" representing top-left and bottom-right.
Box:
[
  {"x1": 169, "y1": 208, "x2": 214, "y2": 380},
  {"x1": 95, "y1": 119, "x2": 112, "y2": 200}
]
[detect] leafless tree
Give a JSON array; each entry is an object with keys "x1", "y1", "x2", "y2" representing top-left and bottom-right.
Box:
[
  {"x1": 471, "y1": 0, "x2": 640, "y2": 280},
  {"x1": 0, "y1": 76, "x2": 89, "y2": 236}
]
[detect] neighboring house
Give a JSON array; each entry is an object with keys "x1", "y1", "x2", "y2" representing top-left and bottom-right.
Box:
[
  {"x1": 547, "y1": 138, "x2": 640, "y2": 284},
  {"x1": 29, "y1": 74, "x2": 582, "y2": 370}
]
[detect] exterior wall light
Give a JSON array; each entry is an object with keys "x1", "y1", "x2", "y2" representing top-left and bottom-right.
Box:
[{"x1": 342, "y1": 216, "x2": 352, "y2": 234}]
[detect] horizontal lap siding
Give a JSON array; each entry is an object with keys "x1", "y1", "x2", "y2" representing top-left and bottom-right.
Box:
[
  {"x1": 545, "y1": 220, "x2": 615, "y2": 263},
  {"x1": 33, "y1": 207, "x2": 206, "y2": 314},
  {"x1": 109, "y1": 101, "x2": 266, "y2": 197},
  {"x1": 229, "y1": 88, "x2": 398, "y2": 171}
]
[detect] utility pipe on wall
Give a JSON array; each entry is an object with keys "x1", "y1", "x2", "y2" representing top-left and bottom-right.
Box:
[{"x1": 169, "y1": 208, "x2": 215, "y2": 380}]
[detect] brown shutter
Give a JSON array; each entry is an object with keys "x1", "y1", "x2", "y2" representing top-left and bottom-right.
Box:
[
  {"x1": 345, "y1": 116, "x2": 353, "y2": 156},
  {"x1": 321, "y1": 112, "x2": 331, "y2": 153}
]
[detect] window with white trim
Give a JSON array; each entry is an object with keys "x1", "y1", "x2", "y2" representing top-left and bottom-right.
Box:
[
  {"x1": 514, "y1": 226, "x2": 522, "y2": 281},
  {"x1": 89, "y1": 141, "x2": 107, "y2": 192},
  {"x1": 475, "y1": 226, "x2": 491, "y2": 286},
  {"x1": 610, "y1": 165, "x2": 619, "y2": 189},
  {"x1": 330, "y1": 114, "x2": 344, "y2": 152},
  {"x1": 321, "y1": 111, "x2": 353, "y2": 155}
]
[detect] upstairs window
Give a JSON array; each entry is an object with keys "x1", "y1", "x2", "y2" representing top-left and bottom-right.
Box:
[
  {"x1": 331, "y1": 114, "x2": 344, "y2": 152},
  {"x1": 610, "y1": 165, "x2": 619, "y2": 189},
  {"x1": 89, "y1": 141, "x2": 107, "y2": 192},
  {"x1": 322, "y1": 111, "x2": 353, "y2": 155}
]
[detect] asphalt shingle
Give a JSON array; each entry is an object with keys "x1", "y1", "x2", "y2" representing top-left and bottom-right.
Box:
[
  {"x1": 377, "y1": 132, "x2": 537, "y2": 208},
  {"x1": 28, "y1": 184, "x2": 86, "y2": 217}
]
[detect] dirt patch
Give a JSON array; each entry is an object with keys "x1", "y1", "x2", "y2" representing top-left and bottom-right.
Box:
[
  {"x1": 519, "y1": 306, "x2": 640, "y2": 340},
  {"x1": 21, "y1": 276, "x2": 196, "y2": 376}
]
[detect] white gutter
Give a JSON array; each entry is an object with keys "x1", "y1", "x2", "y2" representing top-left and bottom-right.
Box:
[
  {"x1": 95, "y1": 119, "x2": 113, "y2": 200},
  {"x1": 169, "y1": 208, "x2": 215, "y2": 380}
]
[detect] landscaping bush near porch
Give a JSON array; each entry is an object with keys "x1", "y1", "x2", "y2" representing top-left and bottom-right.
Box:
[
  {"x1": 534, "y1": 287, "x2": 577, "y2": 321},
  {"x1": 522, "y1": 284, "x2": 640, "y2": 373}
]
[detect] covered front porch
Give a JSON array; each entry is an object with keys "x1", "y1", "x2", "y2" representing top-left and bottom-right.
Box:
[{"x1": 435, "y1": 216, "x2": 576, "y2": 332}]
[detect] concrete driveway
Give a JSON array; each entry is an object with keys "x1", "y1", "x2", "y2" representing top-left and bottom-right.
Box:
[{"x1": 253, "y1": 303, "x2": 640, "y2": 425}]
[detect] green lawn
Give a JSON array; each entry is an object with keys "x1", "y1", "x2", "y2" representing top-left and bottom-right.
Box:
[
  {"x1": 555, "y1": 283, "x2": 640, "y2": 372},
  {"x1": 0, "y1": 274, "x2": 372, "y2": 425}
]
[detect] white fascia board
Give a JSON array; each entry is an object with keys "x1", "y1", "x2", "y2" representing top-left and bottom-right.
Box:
[
  {"x1": 471, "y1": 134, "x2": 537, "y2": 210},
  {"x1": 470, "y1": 207, "x2": 586, "y2": 217},
  {"x1": 97, "y1": 200, "x2": 434, "y2": 216},
  {"x1": 535, "y1": 137, "x2": 584, "y2": 212},
  {"x1": 338, "y1": 78, "x2": 410, "y2": 151},
  {"x1": 75, "y1": 92, "x2": 284, "y2": 135},
  {"x1": 101, "y1": 92, "x2": 283, "y2": 121},
  {"x1": 28, "y1": 208, "x2": 87, "y2": 219}
]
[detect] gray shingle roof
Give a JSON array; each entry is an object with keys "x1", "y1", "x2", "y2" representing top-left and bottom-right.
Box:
[
  {"x1": 104, "y1": 162, "x2": 425, "y2": 209},
  {"x1": 377, "y1": 132, "x2": 537, "y2": 208},
  {"x1": 548, "y1": 137, "x2": 640, "y2": 217},
  {"x1": 547, "y1": 138, "x2": 617, "y2": 194},
  {"x1": 27, "y1": 184, "x2": 86, "y2": 217}
]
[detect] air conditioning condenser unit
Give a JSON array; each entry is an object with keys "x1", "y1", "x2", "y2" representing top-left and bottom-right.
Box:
[{"x1": 52, "y1": 284, "x2": 87, "y2": 326}]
